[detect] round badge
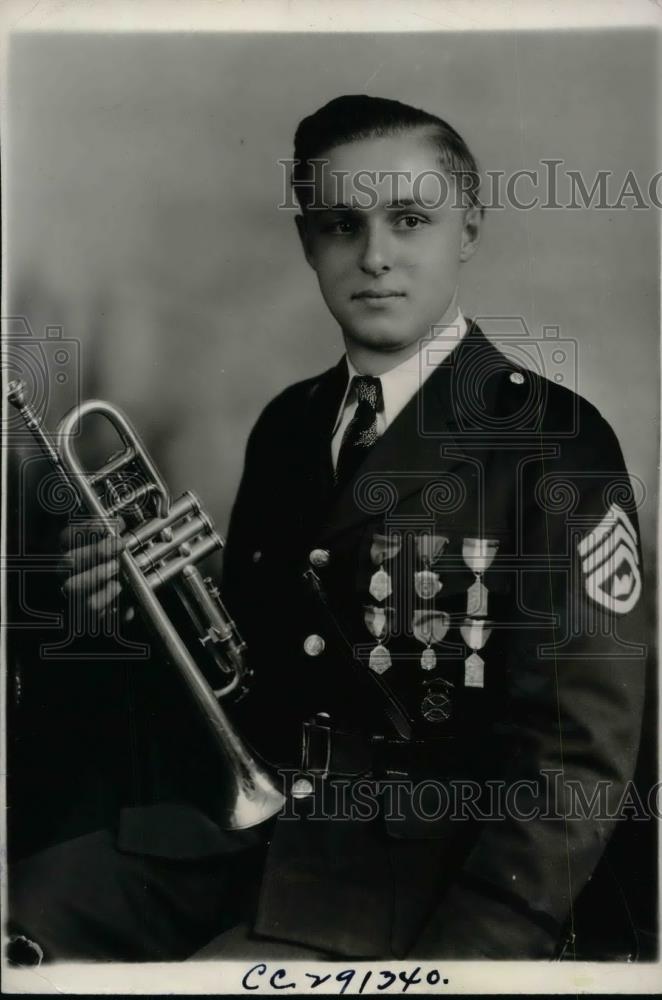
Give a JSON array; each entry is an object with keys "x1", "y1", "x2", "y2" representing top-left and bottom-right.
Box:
[
  {"x1": 303, "y1": 634, "x2": 325, "y2": 657},
  {"x1": 291, "y1": 778, "x2": 314, "y2": 798}
]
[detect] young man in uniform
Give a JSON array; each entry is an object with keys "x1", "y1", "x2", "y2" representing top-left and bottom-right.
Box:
[{"x1": 9, "y1": 95, "x2": 647, "y2": 963}]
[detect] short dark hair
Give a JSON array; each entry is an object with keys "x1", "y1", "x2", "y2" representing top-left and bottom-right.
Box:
[{"x1": 292, "y1": 94, "x2": 481, "y2": 211}]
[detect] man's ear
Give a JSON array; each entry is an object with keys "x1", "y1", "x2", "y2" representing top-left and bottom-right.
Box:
[
  {"x1": 295, "y1": 214, "x2": 316, "y2": 270},
  {"x1": 459, "y1": 205, "x2": 483, "y2": 262}
]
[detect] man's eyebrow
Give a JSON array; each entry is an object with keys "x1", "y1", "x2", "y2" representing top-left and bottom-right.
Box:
[
  {"x1": 305, "y1": 203, "x2": 354, "y2": 215},
  {"x1": 385, "y1": 198, "x2": 423, "y2": 210},
  {"x1": 313, "y1": 198, "x2": 425, "y2": 212}
]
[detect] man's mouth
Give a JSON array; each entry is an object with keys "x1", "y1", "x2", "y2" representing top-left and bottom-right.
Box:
[{"x1": 351, "y1": 290, "x2": 406, "y2": 300}]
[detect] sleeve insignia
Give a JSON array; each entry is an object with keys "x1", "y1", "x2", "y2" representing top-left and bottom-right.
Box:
[{"x1": 578, "y1": 503, "x2": 642, "y2": 614}]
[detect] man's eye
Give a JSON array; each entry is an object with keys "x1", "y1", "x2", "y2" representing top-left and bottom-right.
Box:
[
  {"x1": 395, "y1": 215, "x2": 428, "y2": 230},
  {"x1": 325, "y1": 218, "x2": 356, "y2": 234}
]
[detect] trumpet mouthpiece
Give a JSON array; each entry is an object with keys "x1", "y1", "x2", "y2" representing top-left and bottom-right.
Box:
[{"x1": 7, "y1": 379, "x2": 27, "y2": 407}]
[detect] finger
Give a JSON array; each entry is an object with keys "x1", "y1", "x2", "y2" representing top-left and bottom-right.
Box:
[
  {"x1": 59, "y1": 516, "x2": 127, "y2": 553},
  {"x1": 61, "y1": 535, "x2": 125, "y2": 576},
  {"x1": 89, "y1": 579, "x2": 123, "y2": 615},
  {"x1": 61, "y1": 558, "x2": 121, "y2": 597}
]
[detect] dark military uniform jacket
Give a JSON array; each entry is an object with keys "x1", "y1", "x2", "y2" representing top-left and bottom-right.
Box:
[{"x1": 115, "y1": 322, "x2": 646, "y2": 959}]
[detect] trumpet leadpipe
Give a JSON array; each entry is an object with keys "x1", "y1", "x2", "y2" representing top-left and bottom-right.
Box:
[{"x1": 7, "y1": 380, "x2": 68, "y2": 474}]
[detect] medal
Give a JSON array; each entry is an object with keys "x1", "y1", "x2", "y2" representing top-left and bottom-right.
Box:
[
  {"x1": 462, "y1": 537, "x2": 499, "y2": 618},
  {"x1": 365, "y1": 606, "x2": 394, "y2": 675},
  {"x1": 369, "y1": 644, "x2": 392, "y2": 675},
  {"x1": 464, "y1": 653, "x2": 484, "y2": 687},
  {"x1": 413, "y1": 533, "x2": 448, "y2": 600},
  {"x1": 462, "y1": 537, "x2": 499, "y2": 573},
  {"x1": 459, "y1": 617, "x2": 493, "y2": 688},
  {"x1": 364, "y1": 605, "x2": 391, "y2": 641},
  {"x1": 369, "y1": 567, "x2": 392, "y2": 602},
  {"x1": 420, "y1": 647, "x2": 437, "y2": 671},
  {"x1": 466, "y1": 578, "x2": 488, "y2": 616},
  {"x1": 414, "y1": 533, "x2": 449, "y2": 566},
  {"x1": 370, "y1": 532, "x2": 401, "y2": 566},
  {"x1": 365, "y1": 532, "x2": 399, "y2": 679},
  {"x1": 412, "y1": 609, "x2": 450, "y2": 671},
  {"x1": 414, "y1": 569, "x2": 442, "y2": 600}
]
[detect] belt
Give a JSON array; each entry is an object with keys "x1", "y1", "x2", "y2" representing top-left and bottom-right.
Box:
[{"x1": 301, "y1": 717, "x2": 457, "y2": 779}]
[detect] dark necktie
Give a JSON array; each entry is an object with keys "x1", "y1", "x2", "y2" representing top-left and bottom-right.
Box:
[{"x1": 335, "y1": 375, "x2": 383, "y2": 488}]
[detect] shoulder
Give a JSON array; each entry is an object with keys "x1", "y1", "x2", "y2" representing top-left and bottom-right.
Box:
[
  {"x1": 480, "y1": 330, "x2": 623, "y2": 465},
  {"x1": 246, "y1": 363, "x2": 340, "y2": 449},
  {"x1": 258, "y1": 369, "x2": 332, "y2": 419}
]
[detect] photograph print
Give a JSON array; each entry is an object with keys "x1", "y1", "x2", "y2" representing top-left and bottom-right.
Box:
[{"x1": 2, "y1": 8, "x2": 659, "y2": 991}]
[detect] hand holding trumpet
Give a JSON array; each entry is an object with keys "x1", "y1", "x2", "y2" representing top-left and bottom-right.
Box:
[{"x1": 57, "y1": 521, "x2": 135, "y2": 623}]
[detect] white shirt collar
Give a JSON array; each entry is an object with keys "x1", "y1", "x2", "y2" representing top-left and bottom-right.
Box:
[{"x1": 334, "y1": 309, "x2": 467, "y2": 435}]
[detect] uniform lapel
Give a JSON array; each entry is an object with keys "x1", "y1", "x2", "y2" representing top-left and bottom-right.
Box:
[{"x1": 298, "y1": 356, "x2": 348, "y2": 517}]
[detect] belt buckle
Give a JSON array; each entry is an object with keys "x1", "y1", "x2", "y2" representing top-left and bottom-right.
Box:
[{"x1": 301, "y1": 716, "x2": 332, "y2": 777}]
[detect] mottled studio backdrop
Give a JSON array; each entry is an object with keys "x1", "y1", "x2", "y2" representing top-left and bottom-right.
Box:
[{"x1": 7, "y1": 30, "x2": 658, "y2": 621}]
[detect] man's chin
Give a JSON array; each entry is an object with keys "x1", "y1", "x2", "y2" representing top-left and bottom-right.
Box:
[{"x1": 345, "y1": 328, "x2": 421, "y2": 354}]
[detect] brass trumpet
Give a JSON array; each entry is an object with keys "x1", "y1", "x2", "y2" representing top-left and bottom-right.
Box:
[{"x1": 7, "y1": 379, "x2": 285, "y2": 830}]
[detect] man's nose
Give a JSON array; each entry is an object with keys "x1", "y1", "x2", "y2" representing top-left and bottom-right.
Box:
[{"x1": 358, "y1": 225, "x2": 392, "y2": 275}]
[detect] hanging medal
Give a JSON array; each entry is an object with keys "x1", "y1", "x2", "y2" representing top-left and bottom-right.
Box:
[
  {"x1": 368, "y1": 645, "x2": 391, "y2": 675},
  {"x1": 416, "y1": 532, "x2": 450, "y2": 566},
  {"x1": 412, "y1": 609, "x2": 450, "y2": 671},
  {"x1": 414, "y1": 570, "x2": 441, "y2": 601},
  {"x1": 459, "y1": 617, "x2": 493, "y2": 688},
  {"x1": 462, "y1": 537, "x2": 499, "y2": 617},
  {"x1": 364, "y1": 605, "x2": 393, "y2": 674},
  {"x1": 413, "y1": 533, "x2": 448, "y2": 600},
  {"x1": 368, "y1": 532, "x2": 400, "y2": 603},
  {"x1": 369, "y1": 568, "x2": 391, "y2": 602},
  {"x1": 370, "y1": 533, "x2": 401, "y2": 566}
]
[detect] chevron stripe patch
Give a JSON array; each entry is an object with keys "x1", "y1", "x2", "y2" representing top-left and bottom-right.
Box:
[{"x1": 578, "y1": 503, "x2": 641, "y2": 614}]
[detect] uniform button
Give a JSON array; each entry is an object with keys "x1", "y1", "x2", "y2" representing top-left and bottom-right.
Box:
[
  {"x1": 252, "y1": 550, "x2": 262, "y2": 563},
  {"x1": 309, "y1": 548, "x2": 330, "y2": 568},
  {"x1": 509, "y1": 371, "x2": 525, "y2": 385},
  {"x1": 291, "y1": 777, "x2": 314, "y2": 798},
  {"x1": 303, "y1": 634, "x2": 325, "y2": 656}
]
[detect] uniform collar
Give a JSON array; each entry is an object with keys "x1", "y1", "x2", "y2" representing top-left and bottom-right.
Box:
[{"x1": 333, "y1": 309, "x2": 467, "y2": 434}]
